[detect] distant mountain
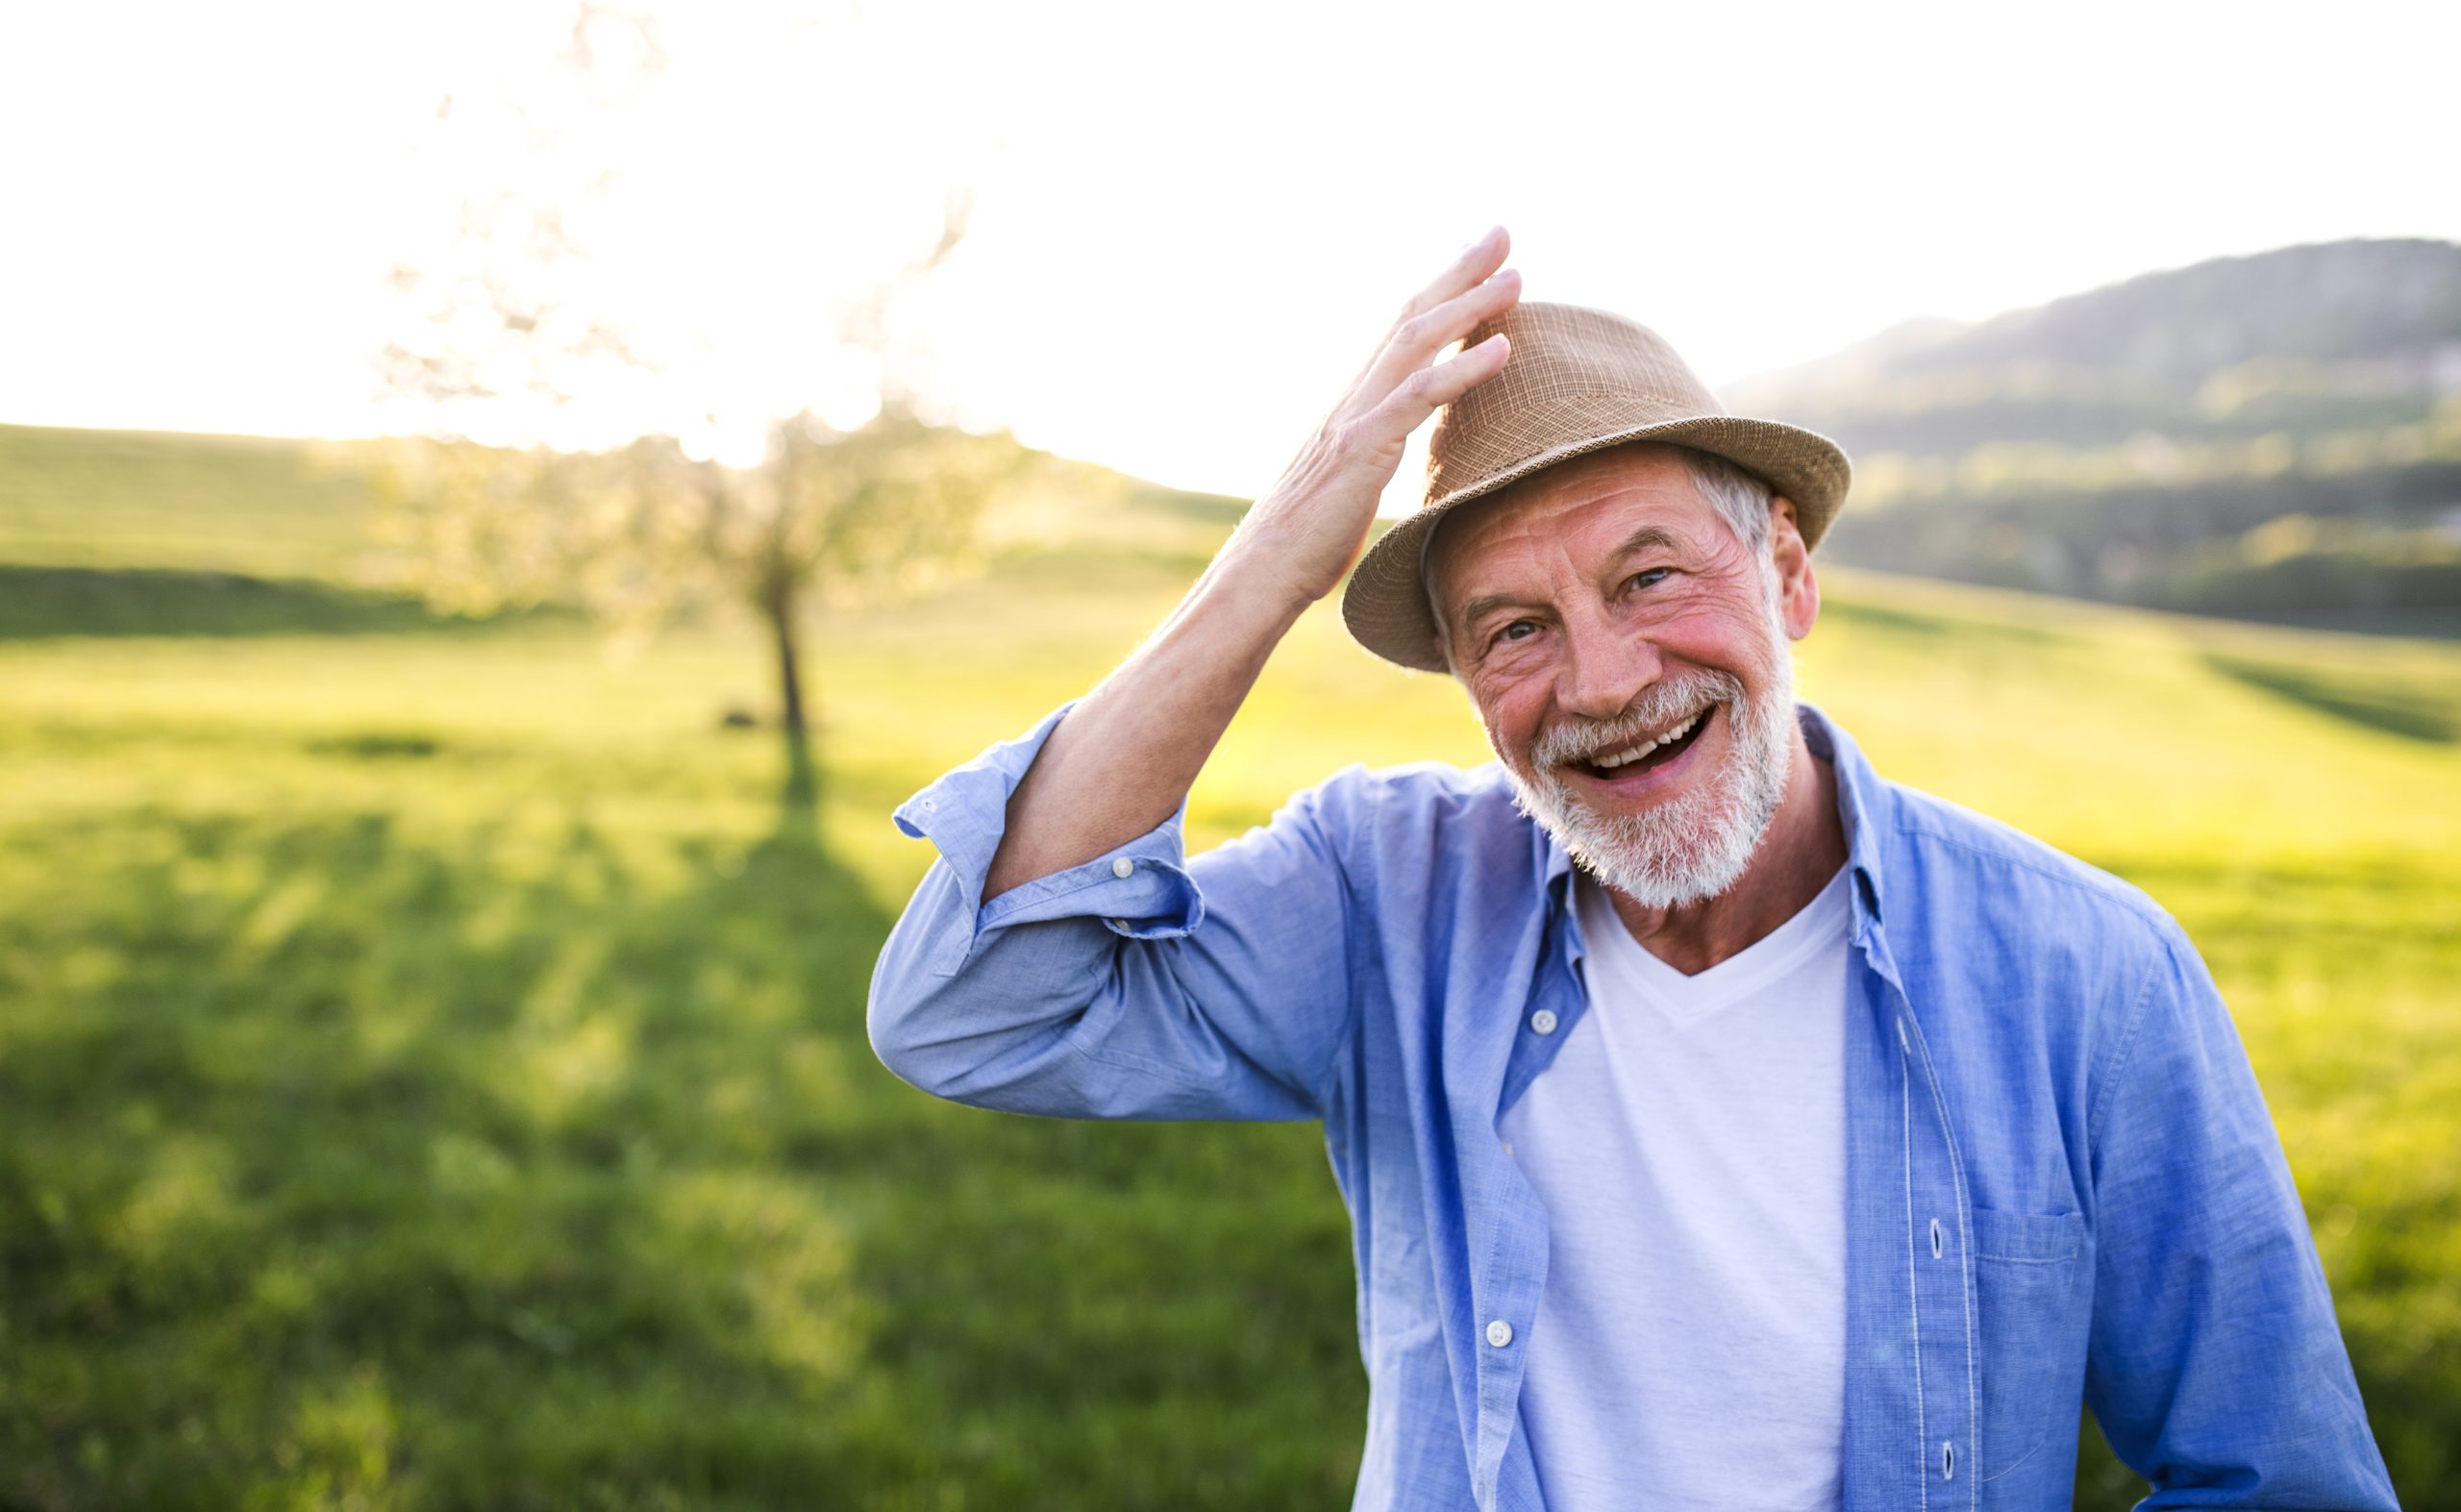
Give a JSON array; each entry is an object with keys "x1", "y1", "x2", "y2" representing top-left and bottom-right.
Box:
[
  {"x1": 1728, "y1": 239, "x2": 2461, "y2": 632},
  {"x1": 1732, "y1": 239, "x2": 2461, "y2": 454}
]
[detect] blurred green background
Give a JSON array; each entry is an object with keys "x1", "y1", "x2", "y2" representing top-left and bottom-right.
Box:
[
  {"x1": 6, "y1": 4, "x2": 2460, "y2": 1498},
  {"x1": 4, "y1": 357, "x2": 2458, "y2": 1507}
]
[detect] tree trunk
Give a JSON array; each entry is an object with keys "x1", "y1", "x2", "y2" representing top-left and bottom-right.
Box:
[
  {"x1": 768, "y1": 584, "x2": 808, "y2": 734},
  {"x1": 762, "y1": 581, "x2": 816, "y2": 806}
]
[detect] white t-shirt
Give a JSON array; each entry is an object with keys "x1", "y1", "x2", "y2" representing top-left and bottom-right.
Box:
[{"x1": 1499, "y1": 863, "x2": 1853, "y2": 1512}]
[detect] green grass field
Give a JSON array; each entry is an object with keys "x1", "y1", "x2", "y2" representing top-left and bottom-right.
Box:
[{"x1": 3, "y1": 429, "x2": 2457, "y2": 1507}]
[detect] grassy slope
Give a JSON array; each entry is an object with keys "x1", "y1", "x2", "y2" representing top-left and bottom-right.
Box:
[
  {"x1": 2, "y1": 428, "x2": 2457, "y2": 1506},
  {"x1": 0, "y1": 424, "x2": 379, "y2": 578}
]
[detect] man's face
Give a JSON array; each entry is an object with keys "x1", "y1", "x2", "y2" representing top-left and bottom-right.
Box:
[{"x1": 1427, "y1": 444, "x2": 1815, "y2": 908}]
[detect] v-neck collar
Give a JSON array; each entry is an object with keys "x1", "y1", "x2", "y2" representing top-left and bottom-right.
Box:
[{"x1": 1575, "y1": 860, "x2": 1852, "y2": 1019}]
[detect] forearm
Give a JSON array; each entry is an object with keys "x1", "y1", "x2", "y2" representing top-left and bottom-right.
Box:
[
  {"x1": 876, "y1": 228, "x2": 1519, "y2": 1118},
  {"x1": 981, "y1": 226, "x2": 1519, "y2": 901},
  {"x1": 983, "y1": 537, "x2": 1308, "y2": 901}
]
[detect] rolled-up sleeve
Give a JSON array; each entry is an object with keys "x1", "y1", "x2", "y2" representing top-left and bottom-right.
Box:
[
  {"x1": 2082, "y1": 916, "x2": 2399, "y2": 1507},
  {"x1": 866, "y1": 702, "x2": 1361, "y2": 1124}
]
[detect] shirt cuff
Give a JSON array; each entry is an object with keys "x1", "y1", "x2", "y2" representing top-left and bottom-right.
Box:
[{"x1": 890, "y1": 701, "x2": 1206, "y2": 975}]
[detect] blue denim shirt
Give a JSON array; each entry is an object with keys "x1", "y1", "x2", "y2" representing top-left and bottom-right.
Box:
[{"x1": 867, "y1": 700, "x2": 2397, "y2": 1511}]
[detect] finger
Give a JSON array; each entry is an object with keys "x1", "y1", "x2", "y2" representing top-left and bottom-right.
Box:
[
  {"x1": 1358, "y1": 333, "x2": 1510, "y2": 442},
  {"x1": 1339, "y1": 229, "x2": 1512, "y2": 395},
  {"x1": 1355, "y1": 266, "x2": 1521, "y2": 407},
  {"x1": 1397, "y1": 225, "x2": 1511, "y2": 329}
]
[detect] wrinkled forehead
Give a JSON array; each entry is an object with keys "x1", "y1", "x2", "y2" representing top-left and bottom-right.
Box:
[{"x1": 1418, "y1": 444, "x2": 1713, "y2": 629}]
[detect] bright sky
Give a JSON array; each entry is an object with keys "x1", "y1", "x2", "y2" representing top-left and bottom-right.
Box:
[{"x1": 5, "y1": 0, "x2": 2456, "y2": 508}]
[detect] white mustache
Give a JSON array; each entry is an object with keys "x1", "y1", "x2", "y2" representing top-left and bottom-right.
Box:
[{"x1": 1527, "y1": 669, "x2": 1744, "y2": 770}]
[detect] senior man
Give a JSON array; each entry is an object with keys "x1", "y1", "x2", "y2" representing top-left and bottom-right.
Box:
[{"x1": 867, "y1": 228, "x2": 2396, "y2": 1511}]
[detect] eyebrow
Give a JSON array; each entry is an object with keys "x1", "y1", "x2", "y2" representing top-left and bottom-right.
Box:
[
  {"x1": 1610, "y1": 524, "x2": 1686, "y2": 560},
  {"x1": 1451, "y1": 524, "x2": 1693, "y2": 637}
]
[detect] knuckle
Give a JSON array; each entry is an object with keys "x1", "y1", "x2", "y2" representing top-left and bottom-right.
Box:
[{"x1": 1395, "y1": 312, "x2": 1432, "y2": 349}]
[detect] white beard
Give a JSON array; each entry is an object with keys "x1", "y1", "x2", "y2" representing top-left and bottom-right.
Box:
[{"x1": 1490, "y1": 592, "x2": 1798, "y2": 909}]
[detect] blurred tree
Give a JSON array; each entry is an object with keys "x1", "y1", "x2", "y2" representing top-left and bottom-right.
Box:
[
  {"x1": 372, "y1": 1, "x2": 1023, "y2": 794},
  {"x1": 374, "y1": 403, "x2": 1023, "y2": 791}
]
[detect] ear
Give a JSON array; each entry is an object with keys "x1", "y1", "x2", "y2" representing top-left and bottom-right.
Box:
[{"x1": 1767, "y1": 496, "x2": 1819, "y2": 641}]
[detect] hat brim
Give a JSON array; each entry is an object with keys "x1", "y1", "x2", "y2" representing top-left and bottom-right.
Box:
[{"x1": 1338, "y1": 413, "x2": 1852, "y2": 673}]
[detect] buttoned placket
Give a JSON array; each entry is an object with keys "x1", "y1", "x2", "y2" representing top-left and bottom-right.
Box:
[
  {"x1": 1842, "y1": 883, "x2": 1978, "y2": 1511},
  {"x1": 1465, "y1": 855, "x2": 1592, "y2": 1509},
  {"x1": 1889, "y1": 963, "x2": 1978, "y2": 1510},
  {"x1": 1471, "y1": 767, "x2": 1981, "y2": 1511}
]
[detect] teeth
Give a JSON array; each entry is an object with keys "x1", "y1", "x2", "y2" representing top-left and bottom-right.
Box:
[
  {"x1": 1589, "y1": 709, "x2": 1703, "y2": 770},
  {"x1": 1596, "y1": 737, "x2": 1657, "y2": 770}
]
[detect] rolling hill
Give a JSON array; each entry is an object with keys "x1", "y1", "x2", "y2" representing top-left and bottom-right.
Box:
[{"x1": 1728, "y1": 238, "x2": 2461, "y2": 631}]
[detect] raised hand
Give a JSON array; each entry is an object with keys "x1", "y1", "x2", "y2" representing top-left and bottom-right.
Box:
[
  {"x1": 977, "y1": 230, "x2": 1520, "y2": 901},
  {"x1": 1226, "y1": 227, "x2": 1520, "y2": 607}
]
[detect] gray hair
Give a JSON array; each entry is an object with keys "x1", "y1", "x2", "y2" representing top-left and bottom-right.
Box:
[{"x1": 1425, "y1": 442, "x2": 1776, "y2": 672}]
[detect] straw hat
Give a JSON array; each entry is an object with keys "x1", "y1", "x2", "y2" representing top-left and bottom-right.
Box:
[{"x1": 1338, "y1": 301, "x2": 1852, "y2": 672}]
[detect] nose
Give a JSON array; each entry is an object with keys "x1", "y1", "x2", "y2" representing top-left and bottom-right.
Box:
[{"x1": 1554, "y1": 600, "x2": 1661, "y2": 723}]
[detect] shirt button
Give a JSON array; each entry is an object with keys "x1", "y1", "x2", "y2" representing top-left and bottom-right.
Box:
[
  {"x1": 1485, "y1": 1319, "x2": 1514, "y2": 1348},
  {"x1": 1110, "y1": 857, "x2": 1135, "y2": 879},
  {"x1": 1529, "y1": 1008, "x2": 1558, "y2": 1035}
]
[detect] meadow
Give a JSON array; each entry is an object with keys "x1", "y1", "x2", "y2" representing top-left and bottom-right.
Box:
[{"x1": 2, "y1": 427, "x2": 2457, "y2": 1508}]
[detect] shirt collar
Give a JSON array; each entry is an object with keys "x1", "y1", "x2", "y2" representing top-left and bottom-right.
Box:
[{"x1": 1531, "y1": 699, "x2": 1893, "y2": 946}]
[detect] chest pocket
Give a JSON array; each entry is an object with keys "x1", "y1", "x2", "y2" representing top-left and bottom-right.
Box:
[{"x1": 1970, "y1": 1206, "x2": 2088, "y2": 1486}]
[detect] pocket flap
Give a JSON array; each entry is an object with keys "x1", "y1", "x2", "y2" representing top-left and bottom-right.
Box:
[{"x1": 1971, "y1": 1206, "x2": 2084, "y2": 1264}]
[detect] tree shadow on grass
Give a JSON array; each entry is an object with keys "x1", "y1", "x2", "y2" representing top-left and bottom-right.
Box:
[
  {"x1": 0, "y1": 781, "x2": 899, "y2": 1506},
  {"x1": 0, "y1": 757, "x2": 1366, "y2": 1509}
]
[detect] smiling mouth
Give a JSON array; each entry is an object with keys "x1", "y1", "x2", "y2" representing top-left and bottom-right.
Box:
[{"x1": 1566, "y1": 704, "x2": 1716, "y2": 781}]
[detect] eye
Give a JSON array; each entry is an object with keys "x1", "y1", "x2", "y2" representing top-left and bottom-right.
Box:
[
  {"x1": 1492, "y1": 619, "x2": 1540, "y2": 647},
  {"x1": 1627, "y1": 566, "x2": 1674, "y2": 592}
]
